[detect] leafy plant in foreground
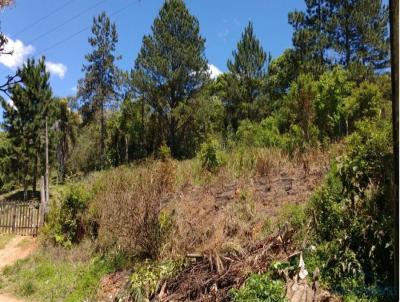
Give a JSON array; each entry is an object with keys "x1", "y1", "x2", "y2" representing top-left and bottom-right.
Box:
[{"x1": 230, "y1": 273, "x2": 287, "y2": 302}]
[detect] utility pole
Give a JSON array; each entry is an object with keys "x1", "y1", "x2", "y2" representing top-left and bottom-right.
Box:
[
  {"x1": 45, "y1": 117, "x2": 49, "y2": 213},
  {"x1": 389, "y1": 0, "x2": 398, "y2": 299}
]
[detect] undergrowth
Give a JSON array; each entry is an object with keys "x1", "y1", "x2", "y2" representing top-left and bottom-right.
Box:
[{"x1": 0, "y1": 243, "x2": 120, "y2": 302}]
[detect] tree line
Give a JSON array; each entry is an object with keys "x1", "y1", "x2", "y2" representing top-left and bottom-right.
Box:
[{"x1": 0, "y1": 0, "x2": 391, "y2": 197}]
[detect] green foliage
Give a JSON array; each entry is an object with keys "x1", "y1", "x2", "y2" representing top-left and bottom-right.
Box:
[
  {"x1": 288, "y1": 0, "x2": 330, "y2": 75},
  {"x1": 266, "y1": 49, "x2": 300, "y2": 102},
  {"x1": 1, "y1": 57, "x2": 52, "y2": 198},
  {"x1": 130, "y1": 260, "x2": 184, "y2": 301},
  {"x1": 277, "y1": 203, "x2": 306, "y2": 231},
  {"x1": 44, "y1": 184, "x2": 92, "y2": 247},
  {"x1": 78, "y1": 11, "x2": 120, "y2": 168},
  {"x1": 132, "y1": 0, "x2": 208, "y2": 157},
  {"x1": 289, "y1": 0, "x2": 389, "y2": 71},
  {"x1": 68, "y1": 123, "x2": 101, "y2": 174},
  {"x1": 231, "y1": 273, "x2": 287, "y2": 302},
  {"x1": 54, "y1": 98, "x2": 81, "y2": 182},
  {"x1": 219, "y1": 22, "x2": 269, "y2": 130},
  {"x1": 0, "y1": 132, "x2": 14, "y2": 192},
  {"x1": 227, "y1": 21, "x2": 268, "y2": 79},
  {"x1": 236, "y1": 117, "x2": 282, "y2": 148},
  {"x1": 314, "y1": 67, "x2": 353, "y2": 139},
  {"x1": 158, "y1": 144, "x2": 172, "y2": 160},
  {"x1": 308, "y1": 119, "x2": 395, "y2": 300},
  {"x1": 197, "y1": 138, "x2": 225, "y2": 172},
  {"x1": 2, "y1": 248, "x2": 113, "y2": 302},
  {"x1": 343, "y1": 82, "x2": 385, "y2": 132}
]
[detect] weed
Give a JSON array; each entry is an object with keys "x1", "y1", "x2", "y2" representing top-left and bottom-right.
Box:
[
  {"x1": 130, "y1": 260, "x2": 184, "y2": 300},
  {"x1": 230, "y1": 273, "x2": 287, "y2": 302},
  {"x1": 19, "y1": 280, "x2": 36, "y2": 296},
  {"x1": 1, "y1": 246, "x2": 114, "y2": 302}
]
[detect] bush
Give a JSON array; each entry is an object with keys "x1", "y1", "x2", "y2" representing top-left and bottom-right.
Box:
[
  {"x1": 307, "y1": 118, "x2": 395, "y2": 300},
  {"x1": 2, "y1": 248, "x2": 113, "y2": 302},
  {"x1": 236, "y1": 117, "x2": 282, "y2": 148},
  {"x1": 43, "y1": 184, "x2": 93, "y2": 247},
  {"x1": 230, "y1": 273, "x2": 287, "y2": 302},
  {"x1": 197, "y1": 138, "x2": 225, "y2": 172},
  {"x1": 130, "y1": 260, "x2": 184, "y2": 300},
  {"x1": 95, "y1": 164, "x2": 175, "y2": 259}
]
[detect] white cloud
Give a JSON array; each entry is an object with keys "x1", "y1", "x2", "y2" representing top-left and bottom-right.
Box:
[
  {"x1": 46, "y1": 61, "x2": 67, "y2": 79},
  {"x1": 5, "y1": 98, "x2": 17, "y2": 110},
  {"x1": 71, "y1": 86, "x2": 77, "y2": 92},
  {"x1": 0, "y1": 36, "x2": 34, "y2": 69},
  {"x1": 208, "y1": 64, "x2": 222, "y2": 79}
]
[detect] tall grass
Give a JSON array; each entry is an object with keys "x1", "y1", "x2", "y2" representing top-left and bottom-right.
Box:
[{"x1": 0, "y1": 243, "x2": 113, "y2": 302}]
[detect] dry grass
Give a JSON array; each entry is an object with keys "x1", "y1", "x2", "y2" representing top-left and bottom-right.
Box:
[
  {"x1": 161, "y1": 146, "x2": 334, "y2": 256},
  {"x1": 53, "y1": 145, "x2": 336, "y2": 262},
  {"x1": 94, "y1": 159, "x2": 176, "y2": 259}
]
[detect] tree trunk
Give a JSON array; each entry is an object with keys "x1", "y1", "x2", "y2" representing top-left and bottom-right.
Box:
[
  {"x1": 32, "y1": 151, "x2": 38, "y2": 195},
  {"x1": 140, "y1": 97, "x2": 145, "y2": 157},
  {"x1": 168, "y1": 116, "x2": 176, "y2": 157},
  {"x1": 125, "y1": 134, "x2": 129, "y2": 163},
  {"x1": 23, "y1": 172, "x2": 28, "y2": 202},
  {"x1": 45, "y1": 118, "x2": 49, "y2": 207},
  {"x1": 100, "y1": 101, "x2": 105, "y2": 169},
  {"x1": 60, "y1": 145, "x2": 65, "y2": 183}
]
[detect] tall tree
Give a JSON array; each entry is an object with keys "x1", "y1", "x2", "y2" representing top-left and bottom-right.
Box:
[
  {"x1": 221, "y1": 22, "x2": 269, "y2": 130},
  {"x1": 1, "y1": 57, "x2": 52, "y2": 199},
  {"x1": 78, "y1": 12, "x2": 120, "y2": 168},
  {"x1": 288, "y1": 0, "x2": 331, "y2": 75},
  {"x1": 132, "y1": 0, "x2": 208, "y2": 157},
  {"x1": 227, "y1": 22, "x2": 268, "y2": 79},
  {"x1": 54, "y1": 98, "x2": 80, "y2": 182},
  {"x1": 291, "y1": 0, "x2": 389, "y2": 73},
  {"x1": 328, "y1": 0, "x2": 389, "y2": 70}
]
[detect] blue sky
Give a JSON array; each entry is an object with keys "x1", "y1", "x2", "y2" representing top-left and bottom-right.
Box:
[{"x1": 0, "y1": 0, "x2": 306, "y2": 110}]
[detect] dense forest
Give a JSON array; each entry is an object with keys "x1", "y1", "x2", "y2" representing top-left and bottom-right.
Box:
[{"x1": 0, "y1": 0, "x2": 397, "y2": 301}]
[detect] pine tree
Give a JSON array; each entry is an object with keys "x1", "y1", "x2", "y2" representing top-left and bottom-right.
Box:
[
  {"x1": 291, "y1": 0, "x2": 389, "y2": 72},
  {"x1": 288, "y1": 0, "x2": 331, "y2": 75},
  {"x1": 328, "y1": 0, "x2": 389, "y2": 70},
  {"x1": 228, "y1": 22, "x2": 268, "y2": 79},
  {"x1": 78, "y1": 12, "x2": 120, "y2": 168},
  {"x1": 1, "y1": 57, "x2": 52, "y2": 199},
  {"x1": 54, "y1": 98, "x2": 80, "y2": 182},
  {"x1": 132, "y1": 0, "x2": 208, "y2": 157},
  {"x1": 223, "y1": 21, "x2": 269, "y2": 129}
]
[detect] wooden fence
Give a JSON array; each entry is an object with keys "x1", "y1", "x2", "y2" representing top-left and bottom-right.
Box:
[{"x1": 0, "y1": 202, "x2": 42, "y2": 236}]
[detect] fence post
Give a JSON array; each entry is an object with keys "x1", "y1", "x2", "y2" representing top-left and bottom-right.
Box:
[
  {"x1": 11, "y1": 203, "x2": 16, "y2": 233},
  {"x1": 39, "y1": 176, "x2": 45, "y2": 228}
]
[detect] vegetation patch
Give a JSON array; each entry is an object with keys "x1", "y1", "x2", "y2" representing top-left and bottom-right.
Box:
[
  {"x1": 0, "y1": 234, "x2": 13, "y2": 250},
  {"x1": 0, "y1": 244, "x2": 115, "y2": 302}
]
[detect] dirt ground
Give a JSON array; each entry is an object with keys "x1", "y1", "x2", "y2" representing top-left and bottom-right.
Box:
[
  {"x1": 0, "y1": 235, "x2": 37, "y2": 302},
  {"x1": 163, "y1": 149, "x2": 330, "y2": 256}
]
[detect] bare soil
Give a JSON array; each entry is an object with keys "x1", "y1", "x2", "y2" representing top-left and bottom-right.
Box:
[
  {"x1": 98, "y1": 149, "x2": 336, "y2": 301},
  {"x1": 164, "y1": 150, "x2": 330, "y2": 255},
  {"x1": 0, "y1": 236, "x2": 37, "y2": 302}
]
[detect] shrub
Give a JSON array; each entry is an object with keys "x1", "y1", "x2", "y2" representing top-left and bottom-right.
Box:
[
  {"x1": 197, "y1": 138, "x2": 225, "y2": 172},
  {"x1": 95, "y1": 164, "x2": 175, "y2": 259},
  {"x1": 130, "y1": 260, "x2": 184, "y2": 300},
  {"x1": 2, "y1": 248, "x2": 113, "y2": 302},
  {"x1": 230, "y1": 273, "x2": 287, "y2": 302},
  {"x1": 43, "y1": 184, "x2": 92, "y2": 247},
  {"x1": 281, "y1": 124, "x2": 319, "y2": 156},
  {"x1": 236, "y1": 117, "x2": 282, "y2": 148},
  {"x1": 307, "y1": 118, "x2": 395, "y2": 300}
]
